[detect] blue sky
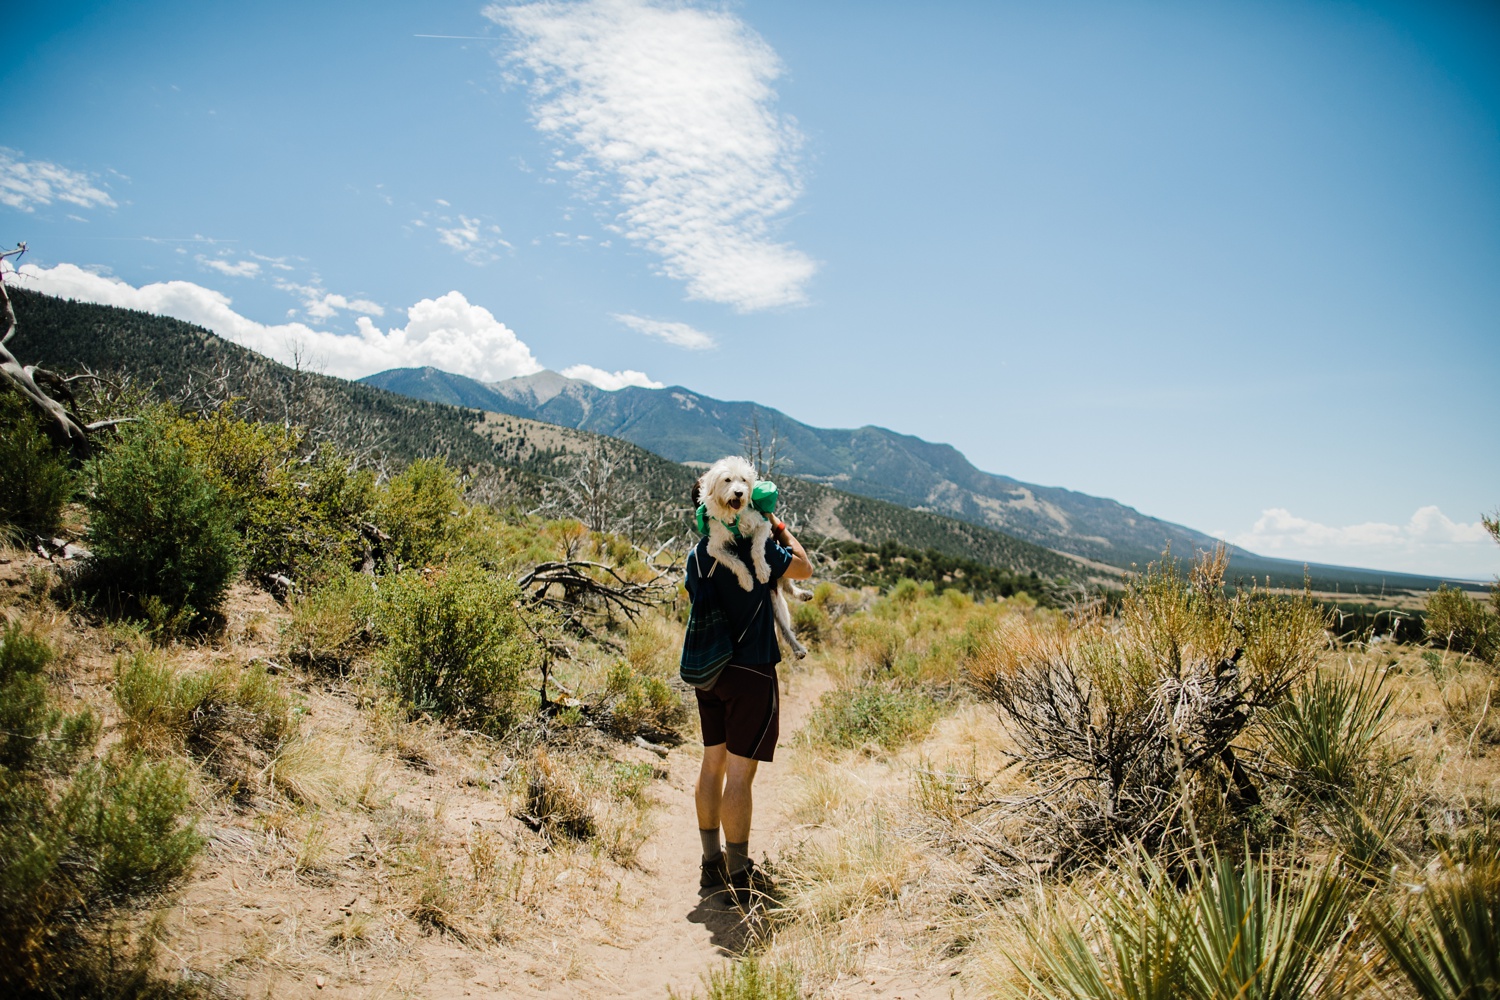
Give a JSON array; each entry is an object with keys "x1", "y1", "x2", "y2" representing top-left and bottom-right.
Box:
[{"x1": 3, "y1": 0, "x2": 1497, "y2": 577}]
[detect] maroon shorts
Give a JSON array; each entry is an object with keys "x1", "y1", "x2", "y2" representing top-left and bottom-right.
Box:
[{"x1": 696, "y1": 663, "x2": 780, "y2": 762}]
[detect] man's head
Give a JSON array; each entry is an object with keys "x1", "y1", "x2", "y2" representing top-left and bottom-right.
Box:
[{"x1": 697, "y1": 456, "x2": 758, "y2": 521}]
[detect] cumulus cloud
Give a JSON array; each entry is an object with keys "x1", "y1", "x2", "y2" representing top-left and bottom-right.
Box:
[
  {"x1": 0, "y1": 148, "x2": 116, "y2": 212},
  {"x1": 11, "y1": 261, "x2": 543, "y2": 383},
  {"x1": 490, "y1": 0, "x2": 816, "y2": 311},
  {"x1": 196, "y1": 256, "x2": 261, "y2": 279},
  {"x1": 613, "y1": 312, "x2": 715, "y2": 350},
  {"x1": 561, "y1": 364, "x2": 663, "y2": 390},
  {"x1": 1220, "y1": 506, "x2": 1497, "y2": 579}
]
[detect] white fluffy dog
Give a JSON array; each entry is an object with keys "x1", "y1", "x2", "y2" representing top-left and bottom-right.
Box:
[{"x1": 695, "y1": 456, "x2": 809, "y2": 659}]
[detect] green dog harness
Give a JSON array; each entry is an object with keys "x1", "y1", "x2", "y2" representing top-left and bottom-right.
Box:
[{"x1": 695, "y1": 480, "x2": 779, "y2": 537}]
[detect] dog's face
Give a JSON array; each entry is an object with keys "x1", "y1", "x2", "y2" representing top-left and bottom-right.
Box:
[{"x1": 698, "y1": 456, "x2": 757, "y2": 520}]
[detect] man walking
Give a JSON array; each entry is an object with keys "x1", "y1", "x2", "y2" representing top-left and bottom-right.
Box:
[{"x1": 684, "y1": 508, "x2": 812, "y2": 905}]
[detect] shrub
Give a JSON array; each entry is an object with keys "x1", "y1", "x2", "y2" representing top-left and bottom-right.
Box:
[
  {"x1": 82, "y1": 416, "x2": 240, "y2": 629},
  {"x1": 1425, "y1": 585, "x2": 1497, "y2": 663},
  {"x1": 373, "y1": 565, "x2": 541, "y2": 733},
  {"x1": 171, "y1": 409, "x2": 376, "y2": 584},
  {"x1": 603, "y1": 660, "x2": 686, "y2": 738},
  {"x1": 375, "y1": 458, "x2": 462, "y2": 568},
  {"x1": 806, "y1": 683, "x2": 940, "y2": 753},
  {"x1": 0, "y1": 624, "x2": 202, "y2": 998},
  {"x1": 0, "y1": 393, "x2": 73, "y2": 541},
  {"x1": 969, "y1": 550, "x2": 1329, "y2": 865}
]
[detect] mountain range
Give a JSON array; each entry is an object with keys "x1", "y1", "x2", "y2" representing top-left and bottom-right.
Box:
[{"x1": 361, "y1": 365, "x2": 1472, "y2": 595}]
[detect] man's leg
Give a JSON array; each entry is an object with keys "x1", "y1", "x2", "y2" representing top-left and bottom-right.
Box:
[
  {"x1": 721, "y1": 752, "x2": 759, "y2": 875},
  {"x1": 696, "y1": 742, "x2": 728, "y2": 832}
]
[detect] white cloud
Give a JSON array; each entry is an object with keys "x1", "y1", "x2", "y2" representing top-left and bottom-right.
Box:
[
  {"x1": 1220, "y1": 506, "x2": 1498, "y2": 579},
  {"x1": 490, "y1": 0, "x2": 816, "y2": 312},
  {"x1": 0, "y1": 148, "x2": 116, "y2": 212},
  {"x1": 412, "y1": 207, "x2": 510, "y2": 264},
  {"x1": 276, "y1": 281, "x2": 385, "y2": 320},
  {"x1": 10, "y1": 261, "x2": 543, "y2": 383},
  {"x1": 196, "y1": 256, "x2": 261, "y2": 278},
  {"x1": 613, "y1": 312, "x2": 715, "y2": 350},
  {"x1": 561, "y1": 364, "x2": 663, "y2": 390}
]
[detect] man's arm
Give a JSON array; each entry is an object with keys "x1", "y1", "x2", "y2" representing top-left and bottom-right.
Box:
[{"x1": 773, "y1": 523, "x2": 813, "y2": 580}]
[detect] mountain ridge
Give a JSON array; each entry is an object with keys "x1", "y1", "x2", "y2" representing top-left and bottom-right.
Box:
[{"x1": 361, "y1": 365, "x2": 1482, "y2": 595}]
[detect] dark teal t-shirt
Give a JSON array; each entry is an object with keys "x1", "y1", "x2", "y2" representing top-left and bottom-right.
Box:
[{"x1": 684, "y1": 536, "x2": 794, "y2": 666}]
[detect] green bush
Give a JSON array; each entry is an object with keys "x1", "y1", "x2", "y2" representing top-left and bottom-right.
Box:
[
  {"x1": 82, "y1": 416, "x2": 240, "y2": 629},
  {"x1": 603, "y1": 660, "x2": 686, "y2": 737},
  {"x1": 374, "y1": 458, "x2": 462, "y2": 569},
  {"x1": 0, "y1": 394, "x2": 73, "y2": 541},
  {"x1": 171, "y1": 409, "x2": 375, "y2": 584},
  {"x1": 373, "y1": 565, "x2": 541, "y2": 732},
  {"x1": 806, "y1": 683, "x2": 940, "y2": 753},
  {"x1": 0, "y1": 624, "x2": 202, "y2": 998},
  {"x1": 1425, "y1": 585, "x2": 1497, "y2": 663}
]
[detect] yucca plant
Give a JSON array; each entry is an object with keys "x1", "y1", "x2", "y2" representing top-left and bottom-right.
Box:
[
  {"x1": 1369, "y1": 845, "x2": 1500, "y2": 1000},
  {"x1": 1004, "y1": 848, "x2": 1361, "y2": 1000},
  {"x1": 1263, "y1": 661, "x2": 1394, "y2": 799}
]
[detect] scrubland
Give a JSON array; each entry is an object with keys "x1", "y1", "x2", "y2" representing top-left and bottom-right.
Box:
[{"x1": 3, "y1": 390, "x2": 1499, "y2": 1000}]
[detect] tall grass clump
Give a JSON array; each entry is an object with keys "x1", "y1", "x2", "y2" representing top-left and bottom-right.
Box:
[
  {"x1": 281, "y1": 570, "x2": 374, "y2": 672},
  {"x1": 373, "y1": 565, "x2": 542, "y2": 733},
  {"x1": 0, "y1": 623, "x2": 203, "y2": 998},
  {"x1": 969, "y1": 549, "x2": 1329, "y2": 865},
  {"x1": 114, "y1": 654, "x2": 292, "y2": 760},
  {"x1": 668, "y1": 953, "x2": 801, "y2": 1000},
  {"x1": 1425, "y1": 585, "x2": 1498, "y2": 664},
  {"x1": 82, "y1": 415, "x2": 239, "y2": 631},
  {"x1": 0, "y1": 393, "x2": 73, "y2": 542}
]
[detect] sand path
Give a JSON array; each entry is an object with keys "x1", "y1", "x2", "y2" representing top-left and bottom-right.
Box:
[{"x1": 573, "y1": 664, "x2": 835, "y2": 998}]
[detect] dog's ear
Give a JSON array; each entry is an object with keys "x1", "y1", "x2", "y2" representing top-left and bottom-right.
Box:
[{"x1": 690, "y1": 477, "x2": 702, "y2": 506}]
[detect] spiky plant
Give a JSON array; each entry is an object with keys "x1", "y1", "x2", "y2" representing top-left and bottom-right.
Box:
[
  {"x1": 1263, "y1": 661, "x2": 1395, "y2": 799},
  {"x1": 1004, "y1": 848, "x2": 1361, "y2": 1000},
  {"x1": 1369, "y1": 844, "x2": 1500, "y2": 1000}
]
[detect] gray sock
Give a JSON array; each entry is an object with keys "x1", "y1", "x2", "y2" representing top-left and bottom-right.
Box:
[
  {"x1": 725, "y1": 840, "x2": 750, "y2": 875},
  {"x1": 700, "y1": 828, "x2": 722, "y2": 862}
]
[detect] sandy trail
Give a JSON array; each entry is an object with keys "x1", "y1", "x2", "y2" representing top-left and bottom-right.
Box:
[{"x1": 565, "y1": 664, "x2": 835, "y2": 999}]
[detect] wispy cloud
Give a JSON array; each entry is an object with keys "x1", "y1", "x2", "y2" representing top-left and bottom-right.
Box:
[
  {"x1": 561, "y1": 364, "x2": 663, "y2": 390},
  {"x1": 1219, "y1": 506, "x2": 1497, "y2": 579},
  {"x1": 613, "y1": 312, "x2": 715, "y2": 350},
  {"x1": 490, "y1": 0, "x2": 816, "y2": 312},
  {"x1": 196, "y1": 255, "x2": 261, "y2": 278},
  {"x1": 10, "y1": 261, "x2": 662, "y2": 390},
  {"x1": 411, "y1": 203, "x2": 510, "y2": 264},
  {"x1": 0, "y1": 148, "x2": 116, "y2": 213}
]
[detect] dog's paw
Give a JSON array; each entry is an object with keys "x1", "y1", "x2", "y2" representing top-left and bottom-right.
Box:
[{"x1": 789, "y1": 584, "x2": 813, "y2": 601}]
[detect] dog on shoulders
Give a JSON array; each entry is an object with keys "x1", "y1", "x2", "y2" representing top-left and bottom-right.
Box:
[{"x1": 693, "y1": 456, "x2": 810, "y2": 658}]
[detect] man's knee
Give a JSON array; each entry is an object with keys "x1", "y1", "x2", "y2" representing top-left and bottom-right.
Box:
[{"x1": 724, "y1": 752, "x2": 758, "y2": 789}]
